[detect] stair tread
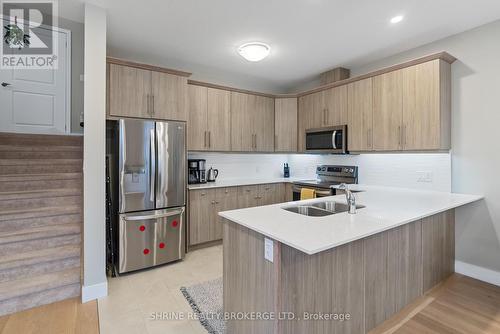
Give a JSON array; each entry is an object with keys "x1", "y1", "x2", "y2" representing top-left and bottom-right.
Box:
[
  {"x1": 0, "y1": 173, "x2": 82, "y2": 182},
  {"x1": 0, "y1": 188, "x2": 81, "y2": 200},
  {"x1": 0, "y1": 224, "x2": 81, "y2": 245},
  {"x1": 0, "y1": 267, "x2": 80, "y2": 302},
  {"x1": 0, "y1": 205, "x2": 81, "y2": 221},
  {"x1": 0, "y1": 244, "x2": 80, "y2": 270},
  {"x1": 0, "y1": 159, "x2": 82, "y2": 166}
]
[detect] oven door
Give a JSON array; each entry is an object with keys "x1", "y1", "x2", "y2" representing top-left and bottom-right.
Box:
[
  {"x1": 305, "y1": 125, "x2": 347, "y2": 154},
  {"x1": 292, "y1": 186, "x2": 333, "y2": 201}
]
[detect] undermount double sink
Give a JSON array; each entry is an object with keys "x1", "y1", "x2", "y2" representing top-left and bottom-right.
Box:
[{"x1": 283, "y1": 201, "x2": 365, "y2": 217}]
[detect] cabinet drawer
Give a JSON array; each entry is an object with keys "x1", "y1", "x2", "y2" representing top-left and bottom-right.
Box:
[
  {"x1": 215, "y1": 187, "x2": 238, "y2": 199},
  {"x1": 237, "y1": 185, "x2": 259, "y2": 197}
]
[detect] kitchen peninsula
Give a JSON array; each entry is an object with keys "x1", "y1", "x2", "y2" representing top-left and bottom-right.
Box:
[{"x1": 219, "y1": 186, "x2": 482, "y2": 334}]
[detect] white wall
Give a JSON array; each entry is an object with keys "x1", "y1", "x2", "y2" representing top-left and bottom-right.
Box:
[
  {"x1": 188, "y1": 152, "x2": 451, "y2": 192},
  {"x1": 324, "y1": 20, "x2": 500, "y2": 273},
  {"x1": 82, "y1": 3, "x2": 107, "y2": 302}
]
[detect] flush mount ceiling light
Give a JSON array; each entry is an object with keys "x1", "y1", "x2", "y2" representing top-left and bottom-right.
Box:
[
  {"x1": 237, "y1": 42, "x2": 271, "y2": 62},
  {"x1": 390, "y1": 15, "x2": 404, "y2": 24}
]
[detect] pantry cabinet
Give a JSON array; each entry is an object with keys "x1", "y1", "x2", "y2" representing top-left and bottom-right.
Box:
[
  {"x1": 187, "y1": 85, "x2": 231, "y2": 151},
  {"x1": 231, "y1": 92, "x2": 274, "y2": 152},
  {"x1": 107, "y1": 60, "x2": 189, "y2": 121},
  {"x1": 274, "y1": 97, "x2": 298, "y2": 152}
]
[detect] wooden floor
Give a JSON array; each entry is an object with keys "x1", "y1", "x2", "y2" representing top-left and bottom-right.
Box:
[
  {"x1": 371, "y1": 274, "x2": 500, "y2": 334},
  {"x1": 0, "y1": 274, "x2": 499, "y2": 334},
  {"x1": 0, "y1": 298, "x2": 98, "y2": 334}
]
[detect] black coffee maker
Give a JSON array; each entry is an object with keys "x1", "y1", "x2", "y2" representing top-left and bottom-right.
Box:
[{"x1": 188, "y1": 159, "x2": 206, "y2": 184}]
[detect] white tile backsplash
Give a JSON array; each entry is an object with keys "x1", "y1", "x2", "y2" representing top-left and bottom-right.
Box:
[{"x1": 188, "y1": 152, "x2": 451, "y2": 192}]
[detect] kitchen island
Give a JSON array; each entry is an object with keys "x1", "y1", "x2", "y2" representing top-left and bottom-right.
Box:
[{"x1": 219, "y1": 186, "x2": 482, "y2": 334}]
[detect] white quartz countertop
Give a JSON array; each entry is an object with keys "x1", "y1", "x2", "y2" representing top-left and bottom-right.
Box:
[
  {"x1": 188, "y1": 177, "x2": 303, "y2": 190},
  {"x1": 218, "y1": 185, "x2": 483, "y2": 255}
]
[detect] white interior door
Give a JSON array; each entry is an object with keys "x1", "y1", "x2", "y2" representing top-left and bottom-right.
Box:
[{"x1": 0, "y1": 28, "x2": 69, "y2": 134}]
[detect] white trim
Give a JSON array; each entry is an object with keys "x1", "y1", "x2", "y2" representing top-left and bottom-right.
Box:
[
  {"x1": 81, "y1": 281, "x2": 108, "y2": 303},
  {"x1": 455, "y1": 260, "x2": 500, "y2": 287},
  {"x1": 64, "y1": 29, "x2": 72, "y2": 134}
]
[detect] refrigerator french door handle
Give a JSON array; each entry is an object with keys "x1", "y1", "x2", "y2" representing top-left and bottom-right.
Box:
[
  {"x1": 150, "y1": 128, "x2": 156, "y2": 203},
  {"x1": 122, "y1": 208, "x2": 184, "y2": 221}
]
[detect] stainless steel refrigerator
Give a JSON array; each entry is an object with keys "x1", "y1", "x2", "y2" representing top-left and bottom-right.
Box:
[{"x1": 117, "y1": 119, "x2": 186, "y2": 273}]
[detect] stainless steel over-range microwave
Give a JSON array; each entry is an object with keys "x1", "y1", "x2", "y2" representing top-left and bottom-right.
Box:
[{"x1": 305, "y1": 125, "x2": 347, "y2": 154}]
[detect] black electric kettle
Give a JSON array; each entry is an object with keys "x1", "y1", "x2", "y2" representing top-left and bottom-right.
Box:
[{"x1": 207, "y1": 167, "x2": 219, "y2": 182}]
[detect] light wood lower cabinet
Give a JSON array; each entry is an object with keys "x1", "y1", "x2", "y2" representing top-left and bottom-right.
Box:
[{"x1": 189, "y1": 183, "x2": 286, "y2": 247}]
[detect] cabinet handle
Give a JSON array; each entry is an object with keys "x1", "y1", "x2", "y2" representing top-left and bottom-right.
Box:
[
  {"x1": 208, "y1": 131, "x2": 211, "y2": 148},
  {"x1": 215, "y1": 201, "x2": 220, "y2": 204},
  {"x1": 398, "y1": 126, "x2": 401, "y2": 148},
  {"x1": 211, "y1": 200, "x2": 215, "y2": 205},
  {"x1": 151, "y1": 95, "x2": 155, "y2": 115},
  {"x1": 204, "y1": 131, "x2": 207, "y2": 148},
  {"x1": 146, "y1": 94, "x2": 150, "y2": 115},
  {"x1": 403, "y1": 125, "x2": 407, "y2": 148},
  {"x1": 323, "y1": 109, "x2": 328, "y2": 125},
  {"x1": 367, "y1": 128, "x2": 372, "y2": 148},
  {"x1": 201, "y1": 192, "x2": 206, "y2": 196}
]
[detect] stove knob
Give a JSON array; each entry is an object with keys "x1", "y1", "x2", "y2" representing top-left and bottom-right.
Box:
[
  {"x1": 322, "y1": 167, "x2": 327, "y2": 171},
  {"x1": 317, "y1": 167, "x2": 321, "y2": 172},
  {"x1": 350, "y1": 168, "x2": 354, "y2": 173}
]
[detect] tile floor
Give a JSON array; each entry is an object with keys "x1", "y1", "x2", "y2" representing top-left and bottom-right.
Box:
[{"x1": 98, "y1": 245, "x2": 223, "y2": 334}]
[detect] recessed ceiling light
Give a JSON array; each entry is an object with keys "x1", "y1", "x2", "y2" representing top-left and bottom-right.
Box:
[
  {"x1": 237, "y1": 42, "x2": 271, "y2": 62},
  {"x1": 390, "y1": 15, "x2": 404, "y2": 24}
]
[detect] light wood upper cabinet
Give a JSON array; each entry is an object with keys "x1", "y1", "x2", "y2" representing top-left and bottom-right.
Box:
[
  {"x1": 348, "y1": 78, "x2": 373, "y2": 151},
  {"x1": 231, "y1": 92, "x2": 274, "y2": 152},
  {"x1": 297, "y1": 93, "x2": 315, "y2": 152},
  {"x1": 108, "y1": 64, "x2": 151, "y2": 119},
  {"x1": 402, "y1": 60, "x2": 451, "y2": 150},
  {"x1": 373, "y1": 70, "x2": 403, "y2": 151},
  {"x1": 188, "y1": 85, "x2": 208, "y2": 150},
  {"x1": 152, "y1": 72, "x2": 188, "y2": 121},
  {"x1": 323, "y1": 85, "x2": 348, "y2": 126},
  {"x1": 274, "y1": 98, "x2": 298, "y2": 152},
  {"x1": 107, "y1": 60, "x2": 189, "y2": 121},
  {"x1": 207, "y1": 88, "x2": 231, "y2": 151},
  {"x1": 188, "y1": 85, "x2": 231, "y2": 151}
]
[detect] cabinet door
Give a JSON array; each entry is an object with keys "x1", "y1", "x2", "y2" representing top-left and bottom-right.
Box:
[
  {"x1": 254, "y1": 95, "x2": 275, "y2": 152},
  {"x1": 311, "y1": 91, "x2": 326, "y2": 128},
  {"x1": 231, "y1": 92, "x2": 255, "y2": 151},
  {"x1": 237, "y1": 185, "x2": 260, "y2": 208},
  {"x1": 189, "y1": 189, "x2": 215, "y2": 245},
  {"x1": 214, "y1": 187, "x2": 238, "y2": 240},
  {"x1": 373, "y1": 70, "x2": 403, "y2": 151},
  {"x1": 108, "y1": 64, "x2": 151, "y2": 118},
  {"x1": 348, "y1": 78, "x2": 373, "y2": 151},
  {"x1": 207, "y1": 88, "x2": 231, "y2": 151},
  {"x1": 285, "y1": 183, "x2": 294, "y2": 202},
  {"x1": 152, "y1": 72, "x2": 188, "y2": 121},
  {"x1": 260, "y1": 183, "x2": 285, "y2": 205},
  {"x1": 323, "y1": 85, "x2": 348, "y2": 126},
  {"x1": 275, "y1": 98, "x2": 298, "y2": 152},
  {"x1": 187, "y1": 85, "x2": 208, "y2": 151},
  {"x1": 402, "y1": 60, "x2": 443, "y2": 150},
  {"x1": 298, "y1": 94, "x2": 314, "y2": 152}
]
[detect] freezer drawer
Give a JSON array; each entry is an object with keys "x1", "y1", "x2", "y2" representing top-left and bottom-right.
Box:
[{"x1": 118, "y1": 207, "x2": 185, "y2": 273}]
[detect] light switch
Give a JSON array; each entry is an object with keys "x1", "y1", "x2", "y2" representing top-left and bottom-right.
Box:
[{"x1": 264, "y1": 238, "x2": 273, "y2": 262}]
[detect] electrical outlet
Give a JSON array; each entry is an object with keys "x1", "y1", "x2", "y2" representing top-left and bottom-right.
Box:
[
  {"x1": 417, "y1": 171, "x2": 433, "y2": 183},
  {"x1": 264, "y1": 238, "x2": 273, "y2": 262}
]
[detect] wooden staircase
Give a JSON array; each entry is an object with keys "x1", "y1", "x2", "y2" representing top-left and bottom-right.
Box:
[{"x1": 0, "y1": 133, "x2": 83, "y2": 316}]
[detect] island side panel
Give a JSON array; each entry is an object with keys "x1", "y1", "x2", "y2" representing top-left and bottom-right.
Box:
[
  {"x1": 222, "y1": 218, "x2": 280, "y2": 334},
  {"x1": 422, "y1": 209, "x2": 455, "y2": 291},
  {"x1": 280, "y1": 240, "x2": 365, "y2": 334},
  {"x1": 364, "y1": 220, "x2": 423, "y2": 332}
]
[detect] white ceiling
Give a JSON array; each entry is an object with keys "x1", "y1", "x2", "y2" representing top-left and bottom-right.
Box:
[{"x1": 61, "y1": 0, "x2": 500, "y2": 93}]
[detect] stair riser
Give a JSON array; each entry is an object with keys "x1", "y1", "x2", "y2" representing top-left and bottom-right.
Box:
[
  {"x1": 0, "y1": 195, "x2": 81, "y2": 211},
  {"x1": 0, "y1": 257, "x2": 80, "y2": 283},
  {"x1": 0, "y1": 133, "x2": 83, "y2": 146},
  {"x1": 0, "y1": 151, "x2": 82, "y2": 159},
  {"x1": 0, "y1": 179, "x2": 82, "y2": 192},
  {"x1": 0, "y1": 213, "x2": 81, "y2": 232},
  {"x1": 0, "y1": 283, "x2": 80, "y2": 316},
  {"x1": 0, "y1": 165, "x2": 82, "y2": 175},
  {"x1": 0, "y1": 235, "x2": 81, "y2": 257}
]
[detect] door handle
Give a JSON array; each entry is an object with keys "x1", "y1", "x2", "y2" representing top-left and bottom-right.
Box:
[
  {"x1": 1, "y1": 82, "x2": 11, "y2": 87},
  {"x1": 150, "y1": 129, "x2": 156, "y2": 203},
  {"x1": 123, "y1": 208, "x2": 184, "y2": 221}
]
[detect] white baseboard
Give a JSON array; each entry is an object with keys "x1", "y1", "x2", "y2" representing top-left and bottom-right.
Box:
[
  {"x1": 455, "y1": 260, "x2": 500, "y2": 287},
  {"x1": 81, "y1": 280, "x2": 108, "y2": 303}
]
